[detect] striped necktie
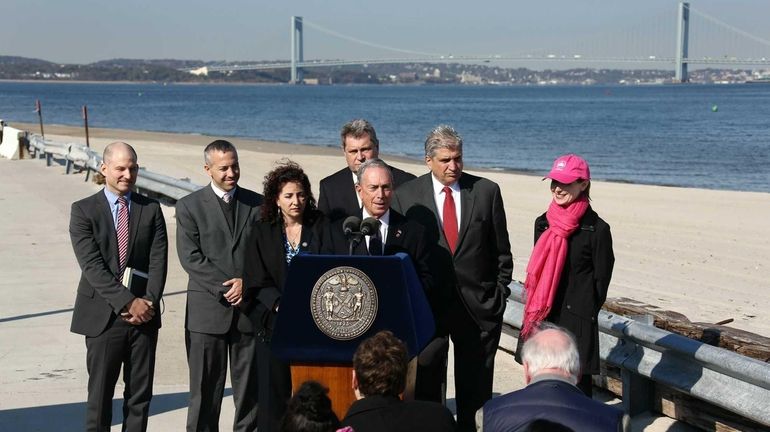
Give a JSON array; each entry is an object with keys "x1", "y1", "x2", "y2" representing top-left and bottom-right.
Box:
[{"x1": 117, "y1": 196, "x2": 129, "y2": 277}]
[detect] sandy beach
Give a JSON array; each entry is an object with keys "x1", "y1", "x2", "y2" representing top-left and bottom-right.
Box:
[{"x1": 16, "y1": 121, "x2": 770, "y2": 338}]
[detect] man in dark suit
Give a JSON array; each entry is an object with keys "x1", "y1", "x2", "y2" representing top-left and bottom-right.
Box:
[
  {"x1": 318, "y1": 119, "x2": 415, "y2": 222},
  {"x1": 69, "y1": 142, "x2": 168, "y2": 432},
  {"x1": 477, "y1": 325, "x2": 628, "y2": 432},
  {"x1": 321, "y1": 158, "x2": 432, "y2": 297},
  {"x1": 176, "y1": 140, "x2": 263, "y2": 432},
  {"x1": 341, "y1": 331, "x2": 457, "y2": 432},
  {"x1": 392, "y1": 125, "x2": 513, "y2": 432}
]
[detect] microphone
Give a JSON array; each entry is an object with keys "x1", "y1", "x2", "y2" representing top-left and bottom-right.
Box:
[
  {"x1": 343, "y1": 216, "x2": 362, "y2": 236},
  {"x1": 343, "y1": 216, "x2": 363, "y2": 255},
  {"x1": 360, "y1": 217, "x2": 381, "y2": 237}
]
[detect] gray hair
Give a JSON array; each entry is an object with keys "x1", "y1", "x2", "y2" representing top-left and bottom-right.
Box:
[
  {"x1": 204, "y1": 139, "x2": 238, "y2": 165},
  {"x1": 356, "y1": 158, "x2": 392, "y2": 185},
  {"x1": 424, "y1": 124, "x2": 462, "y2": 158},
  {"x1": 340, "y1": 118, "x2": 379, "y2": 149},
  {"x1": 103, "y1": 141, "x2": 137, "y2": 164},
  {"x1": 521, "y1": 323, "x2": 581, "y2": 384}
]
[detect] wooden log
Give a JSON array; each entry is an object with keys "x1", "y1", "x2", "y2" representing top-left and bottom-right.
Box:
[{"x1": 603, "y1": 297, "x2": 770, "y2": 362}]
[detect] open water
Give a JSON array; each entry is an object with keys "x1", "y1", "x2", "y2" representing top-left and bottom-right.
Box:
[{"x1": 1, "y1": 81, "x2": 768, "y2": 192}]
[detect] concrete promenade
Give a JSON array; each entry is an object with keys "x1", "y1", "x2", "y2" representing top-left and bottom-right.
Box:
[{"x1": 0, "y1": 157, "x2": 692, "y2": 431}]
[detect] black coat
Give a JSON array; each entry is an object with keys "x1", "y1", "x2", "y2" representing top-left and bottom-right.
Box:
[
  {"x1": 251, "y1": 211, "x2": 326, "y2": 333},
  {"x1": 535, "y1": 207, "x2": 614, "y2": 374},
  {"x1": 342, "y1": 395, "x2": 457, "y2": 432}
]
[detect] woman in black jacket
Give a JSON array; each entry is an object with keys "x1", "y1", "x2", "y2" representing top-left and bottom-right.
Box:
[
  {"x1": 253, "y1": 160, "x2": 326, "y2": 431},
  {"x1": 520, "y1": 154, "x2": 614, "y2": 396}
]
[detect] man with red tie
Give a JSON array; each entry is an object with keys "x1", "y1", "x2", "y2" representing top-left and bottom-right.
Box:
[
  {"x1": 393, "y1": 125, "x2": 513, "y2": 432},
  {"x1": 69, "y1": 142, "x2": 168, "y2": 431}
]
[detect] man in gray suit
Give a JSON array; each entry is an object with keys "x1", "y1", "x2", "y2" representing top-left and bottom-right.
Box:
[
  {"x1": 70, "y1": 142, "x2": 168, "y2": 431},
  {"x1": 176, "y1": 140, "x2": 263, "y2": 431},
  {"x1": 393, "y1": 125, "x2": 513, "y2": 432}
]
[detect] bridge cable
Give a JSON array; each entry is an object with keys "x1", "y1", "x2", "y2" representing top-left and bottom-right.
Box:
[
  {"x1": 688, "y1": 5, "x2": 770, "y2": 48},
  {"x1": 302, "y1": 20, "x2": 441, "y2": 57}
]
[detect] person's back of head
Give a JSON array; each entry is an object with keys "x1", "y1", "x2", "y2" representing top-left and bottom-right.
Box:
[
  {"x1": 352, "y1": 330, "x2": 408, "y2": 398},
  {"x1": 280, "y1": 381, "x2": 340, "y2": 432},
  {"x1": 521, "y1": 323, "x2": 581, "y2": 385}
]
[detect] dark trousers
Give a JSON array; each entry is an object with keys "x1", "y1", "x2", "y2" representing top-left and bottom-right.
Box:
[
  {"x1": 449, "y1": 301, "x2": 502, "y2": 432},
  {"x1": 185, "y1": 318, "x2": 259, "y2": 432},
  {"x1": 256, "y1": 338, "x2": 292, "y2": 432},
  {"x1": 84, "y1": 320, "x2": 158, "y2": 432}
]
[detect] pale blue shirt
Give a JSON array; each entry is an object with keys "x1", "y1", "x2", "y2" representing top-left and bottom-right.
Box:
[{"x1": 103, "y1": 188, "x2": 131, "y2": 229}]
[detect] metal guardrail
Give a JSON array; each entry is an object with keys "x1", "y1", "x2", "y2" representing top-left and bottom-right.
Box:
[
  {"x1": 503, "y1": 283, "x2": 770, "y2": 427},
  {"x1": 26, "y1": 134, "x2": 202, "y2": 201}
]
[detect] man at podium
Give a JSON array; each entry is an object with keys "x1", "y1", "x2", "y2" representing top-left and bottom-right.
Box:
[{"x1": 320, "y1": 158, "x2": 433, "y2": 296}]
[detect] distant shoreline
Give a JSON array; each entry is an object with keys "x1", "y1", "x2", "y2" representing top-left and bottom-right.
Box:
[{"x1": 11, "y1": 121, "x2": 768, "y2": 195}]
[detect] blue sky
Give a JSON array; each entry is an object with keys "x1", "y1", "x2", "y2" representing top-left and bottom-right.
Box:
[{"x1": 2, "y1": 0, "x2": 769, "y2": 69}]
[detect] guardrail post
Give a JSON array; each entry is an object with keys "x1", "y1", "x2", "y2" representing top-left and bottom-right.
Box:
[
  {"x1": 45, "y1": 152, "x2": 52, "y2": 167},
  {"x1": 65, "y1": 159, "x2": 73, "y2": 174},
  {"x1": 621, "y1": 368, "x2": 655, "y2": 416}
]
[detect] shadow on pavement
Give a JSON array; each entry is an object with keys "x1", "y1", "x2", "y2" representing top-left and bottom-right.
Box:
[{"x1": 0, "y1": 388, "x2": 232, "y2": 431}]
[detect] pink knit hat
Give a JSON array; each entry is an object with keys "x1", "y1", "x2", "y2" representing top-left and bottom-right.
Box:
[{"x1": 544, "y1": 154, "x2": 591, "y2": 183}]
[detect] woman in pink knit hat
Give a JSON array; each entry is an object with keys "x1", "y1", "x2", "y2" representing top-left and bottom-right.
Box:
[{"x1": 519, "y1": 154, "x2": 615, "y2": 396}]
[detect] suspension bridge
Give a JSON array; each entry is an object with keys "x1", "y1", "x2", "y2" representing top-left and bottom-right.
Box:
[{"x1": 183, "y1": 2, "x2": 770, "y2": 84}]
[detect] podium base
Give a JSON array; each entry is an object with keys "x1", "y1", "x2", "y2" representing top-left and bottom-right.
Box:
[{"x1": 290, "y1": 362, "x2": 357, "y2": 420}]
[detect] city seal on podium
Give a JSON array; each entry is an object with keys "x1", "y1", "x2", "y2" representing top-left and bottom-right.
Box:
[{"x1": 310, "y1": 266, "x2": 378, "y2": 340}]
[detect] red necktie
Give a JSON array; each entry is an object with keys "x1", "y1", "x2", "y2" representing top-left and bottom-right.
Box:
[
  {"x1": 117, "y1": 196, "x2": 129, "y2": 277},
  {"x1": 442, "y1": 186, "x2": 458, "y2": 254}
]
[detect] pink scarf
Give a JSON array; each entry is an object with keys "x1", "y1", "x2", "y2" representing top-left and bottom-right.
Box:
[{"x1": 521, "y1": 196, "x2": 589, "y2": 339}]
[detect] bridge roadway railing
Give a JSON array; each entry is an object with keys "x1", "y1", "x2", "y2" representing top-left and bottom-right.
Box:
[
  {"x1": 503, "y1": 283, "x2": 770, "y2": 428},
  {"x1": 18, "y1": 131, "x2": 770, "y2": 428}
]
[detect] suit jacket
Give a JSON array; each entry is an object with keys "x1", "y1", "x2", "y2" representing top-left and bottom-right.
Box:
[
  {"x1": 70, "y1": 190, "x2": 168, "y2": 337},
  {"x1": 392, "y1": 173, "x2": 513, "y2": 332},
  {"x1": 535, "y1": 207, "x2": 614, "y2": 375},
  {"x1": 176, "y1": 185, "x2": 263, "y2": 335},
  {"x1": 320, "y1": 209, "x2": 434, "y2": 304},
  {"x1": 318, "y1": 165, "x2": 416, "y2": 222},
  {"x1": 342, "y1": 395, "x2": 457, "y2": 432},
  {"x1": 480, "y1": 377, "x2": 625, "y2": 432},
  {"x1": 251, "y1": 211, "x2": 326, "y2": 333}
]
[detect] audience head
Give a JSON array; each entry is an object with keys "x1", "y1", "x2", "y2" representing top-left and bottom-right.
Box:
[
  {"x1": 352, "y1": 330, "x2": 408, "y2": 398},
  {"x1": 261, "y1": 159, "x2": 317, "y2": 224},
  {"x1": 340, "y1": 119, "x2": 380, "y2": 174},
  {"x1": 101, "y1": 141, "x2": 138, "y2": 196},
  {"x1": 521, "y1": 323, "x2": 581, "y2": 385},
  {"x1": 424, "y1": 125, "x2": 464, "y2": 186},
  {"x1": 280, "y1": 381, "x2": 340, "y2": 432},
  {"x1": 355, "y1": 158, "x2": 393, "y2": 219},
  {"x1": 204, "y1": 139, "x2": 240, "y2": 192}
]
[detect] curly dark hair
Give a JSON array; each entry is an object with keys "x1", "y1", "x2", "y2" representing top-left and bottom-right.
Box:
[
  {"x1": 279, "y1": 381, "x2": 340, "y2": 432},
  {"x1": 353, "y1": 330, "x2": 408, "y2": 397},
  {"x1": 261, "y1": 160, "x2": 318, "y2": 224}
]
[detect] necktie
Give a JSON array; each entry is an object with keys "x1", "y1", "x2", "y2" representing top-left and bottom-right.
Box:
[
  {"x1": 222, "y1": 193, "x2": 231, "y2": 204},
  {"x1": 442, "y1": 186, "x2": 458, "y2": 254},
  {"x1": 117, "y1": 196, "x2": 129, "y2": 277},
  {"x1": 368, "y1": 230, "x2": 383, "y2": 256}
]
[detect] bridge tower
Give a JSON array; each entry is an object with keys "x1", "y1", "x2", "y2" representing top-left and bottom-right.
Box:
[
  {"x1": 675, "y1": 2, "x2": 690, "y2": 83},
  {"x1": 291, "y1": 16, "x2": 304, "y2": 84}
]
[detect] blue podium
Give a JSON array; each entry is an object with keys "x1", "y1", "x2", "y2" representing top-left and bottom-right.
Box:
[{"x1": 271, "y1": 253, "x2": 435, "y2": 418}]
